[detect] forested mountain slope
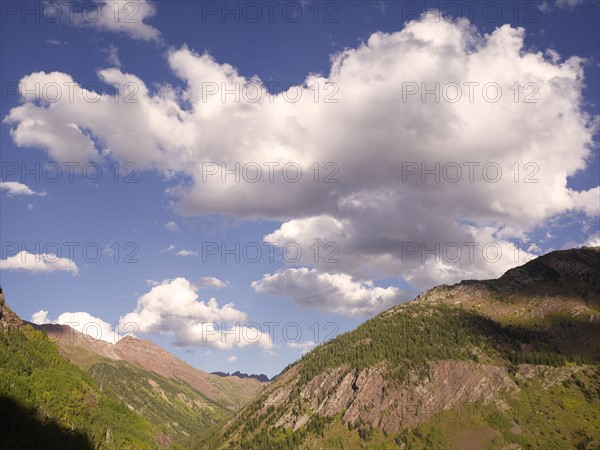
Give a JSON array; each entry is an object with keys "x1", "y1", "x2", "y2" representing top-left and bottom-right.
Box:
[{"x1": 215, "y1": 247, "x2": 600, "y2": 449}]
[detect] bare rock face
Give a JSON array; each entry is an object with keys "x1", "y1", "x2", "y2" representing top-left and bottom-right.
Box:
[
  {"x1": 266, "y1": 360, "x2": 517, "y2": 435},
  {"x1": 0, "y1": 290, "x2": 23, "y2": 330}
]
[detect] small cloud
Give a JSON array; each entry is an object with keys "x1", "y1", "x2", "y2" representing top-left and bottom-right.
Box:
[
  {"x1": 199, "y1": 276, "x2": 230, "y2": 290},
  {"x1": 31, "y1": 310, "x2": 50, "y2": 324},
  {"x1": 72, "y1": 0, "x2": 161, "y2": 42},
  {"x1": 102, "y1": 44, "x2": 122, "y2": 68},
  {"x1": 145, "y1": 279, "x2": 160, "y2": 287},
  {"x1": 119, "y1": 277, "x2": 273, "y2": 351},
  {"x1": 1, "y1": 251, "x2": 79, "y2": 276},
  {"x1": 46, "y1": 39, "x2": 67, "y2": 45},
  {"x1": 0, "y1": 181, "x2": 46, "y2": 197},
  {"x1": 540, "y1": 0, "x2": 584, "y2": 12},
  {"x1": 555, "y1": 0, "x2": 583, "y2": 7},
  {"x1": 176, "y1": 249, "x2": 198, "y2": 257},
  {"x1": 160, "y1": 244, "x2": 176, "y2": 254},
  {"x1": 165, "y1": 221, "x2": 179, "y2": 231},
  {"x1": 374, "y1": 1, "x2": 387, "y2": 16},
  {"x1": 584, "y1": 233, "x2": 600, "y2": 247},
  {"x1": 26, "y1": 203, "x2": 35, "y2": 210},
  {"x1": 226, "y1": 355, "x2": 238, "y2": 363},
  {"x1": 253, "y1": 268, "x2": 406, "y2": 316},
  {"x1": 31, "y1": 310, "x2": 121, "y2": 343},
  {"x1": 287, "y1": 340, "x2": 317, "y2": 354}
]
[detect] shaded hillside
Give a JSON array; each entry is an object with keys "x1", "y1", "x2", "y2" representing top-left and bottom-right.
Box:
[
  {"x1": 215, "y1": 247, "x2": 600, "y2": 449},
  {"x1": 0, "y1": 396, "x2": 93, "y2": 450}
]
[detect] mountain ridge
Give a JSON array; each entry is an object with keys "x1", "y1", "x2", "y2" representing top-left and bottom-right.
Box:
[
  {"x1": 28, "y1": 320, "x2": 266, "y2": 409},
  {"x1": 211, "y1": 371, "x2": 271, "y2": 382},
  {"x1": 215, "y1": 246, "x2": 600, "y2": 449}
]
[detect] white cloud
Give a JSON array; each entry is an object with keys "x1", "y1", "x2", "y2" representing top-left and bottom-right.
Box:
[
  {"x1": 119, "y1": 278, "x2": 272, "y2": 351},
  {"x1": 31, "y1": 310, "x2": 50, "y2": 324},
  {"x1": 176, "y1": 249, "x2": 198, "y2": 257},
  {"x1": 199, "y1": 276, "x2": 230, "y2": 289},
  {"x1": 160, "y1": 244, "x2": 176, "y2": 253},
  {"x1": 46, "y1": 39, "x2": 67, "y2": 45},
  {"x1": 164, "y1": 221, "x2": 179, "y2": 231},
  {"x1": 374, "y1": 1, "x2": 387, "y2": 16},
  {"x1": 555, "y1": 0, "x2": 584, "y2": 8},
  {"x1": 539, "y1": 0, "x2": 584, "y2": 12},
  {"x1": 583, "y1": 233, "x2": 600, "y2": 247},
  {"x1": 287, "y1": 340, "x2": 317, "y2": 353},
  {"x1": 102, "y1": 44, "x2": 122, "y2": 68},
  {"x1": 0, "y1": 181, "x2": 46, "y2": 197},
  {"x1": 4, "y1": 14, "x2": 598, "y2": 296},
  {"x1": 252, "y1": 268, "x2": 407, "y2": 316},
  {"x1": 1, "y1": 251, "x2": 78, "y2": 275},
  {"x1": 31, "y1": 310, "x2": 121, "y2": 344},
  {"x1": 226, "y1": 355, "x2": 238, "y2": 363},
  {"x1": 74, "y1": 0, "x2": 160, "y2": 42}
]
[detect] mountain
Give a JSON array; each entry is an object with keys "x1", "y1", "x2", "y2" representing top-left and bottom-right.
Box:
[
  {"x1": 0, "y1": 286, "x2": 21, "y2": 329},
  {"x1": 30, "y1": 323, "x2": 265, "y2": 406},
  {"x1": 211, "y1": 371, "x2": 271, "y2": 383},
  {"x1": 215, "y1": 247, "x2": 600, "y2": 449},
  {"x1": 28, "y1": 319, "x2": 266, "y2": 446},
  {"x1": 0, "y1": 290, "x2": 160, "y2": 449}
]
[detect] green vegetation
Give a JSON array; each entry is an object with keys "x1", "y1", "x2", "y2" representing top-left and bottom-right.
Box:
[
  {"x1": 87, "y1": 360, "x2": 232, "y2": 444},
  {"x1": 391, "y1": 366, "x2": 600, "y2": 449},
  {"x1": 218, "y1": 284, "x2": 599, "y2": 449},
  {"x1": 296, "y1": 303, "x2": 596, "y2": 386},
  {"x1": 0, "y1": 325, "x2": 159, "y2": 449}
]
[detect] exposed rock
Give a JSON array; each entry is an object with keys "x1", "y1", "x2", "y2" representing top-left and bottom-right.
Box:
[{"x1": 0, "y1": 290, "x2": 23, "y2": 330}]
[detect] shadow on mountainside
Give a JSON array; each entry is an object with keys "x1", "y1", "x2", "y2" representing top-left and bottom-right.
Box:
[{"x1": 0, "y1": 396, "x2": 93, "y2": 450}]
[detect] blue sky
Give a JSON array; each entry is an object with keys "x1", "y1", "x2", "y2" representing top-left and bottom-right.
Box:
[{"x1": 1, "y1": 0, "x2": 598, "y2": 377}]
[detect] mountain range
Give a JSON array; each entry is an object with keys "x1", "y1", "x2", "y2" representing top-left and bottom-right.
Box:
[
  {"x1": 1, "y1": 246, "x2": 599, "y2": 449},
  {"x1": 211, "y1": 371, "x2": 272, "y2": 383}
]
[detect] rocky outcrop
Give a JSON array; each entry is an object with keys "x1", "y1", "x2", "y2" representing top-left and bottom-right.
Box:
[
  {"x1": 0, "y1": 289, "x2": 23, "y2": 330},
  {"x1": 265, "y1": 360, "x2": 517, "y2": 434}
]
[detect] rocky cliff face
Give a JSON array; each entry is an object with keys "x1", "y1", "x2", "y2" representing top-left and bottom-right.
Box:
[
  {"x1": 216, "y1": 247, "x2": 600, "y2": 449},
  {"x1": 265, "y1": 360, "x2": 518, "y2": 435},
  {"x1": 0, "y1": 289, "x2": 23, "y2": 330}
]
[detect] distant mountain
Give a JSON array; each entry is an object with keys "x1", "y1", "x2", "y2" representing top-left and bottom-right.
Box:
[
  {"x1": 215, "y1": 247, "x2": 600, "y2": 449},
  {"x1": 211, "y1": 371, "x2": 271, "y2": 383},
  {"x1": 30, "y1": 322, "x2": 266, "y2": 408},
  {"x1": 27, "y1": 316, "x2": 266, "y2": 446}
]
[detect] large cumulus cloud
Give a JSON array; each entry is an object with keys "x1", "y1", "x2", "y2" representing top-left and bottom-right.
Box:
[{"x1": 5, "y1": 13, "x2": 598, "y2": 314}]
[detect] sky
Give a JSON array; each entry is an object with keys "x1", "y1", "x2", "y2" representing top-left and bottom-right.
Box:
[{"x1": 0, "y1": 0, "x2": 599, "y2": 378}]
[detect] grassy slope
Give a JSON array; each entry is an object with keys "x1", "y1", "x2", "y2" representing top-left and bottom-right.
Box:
[
  {"x1": 88, "y1": 359, "x2": 233, "y2": 443},
  {"x1": 38, "y1": 333, "x2": 240, "y2": 446},
  {"x1": 0, "y1": 324, "x2": 160, "y2": 449}
]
